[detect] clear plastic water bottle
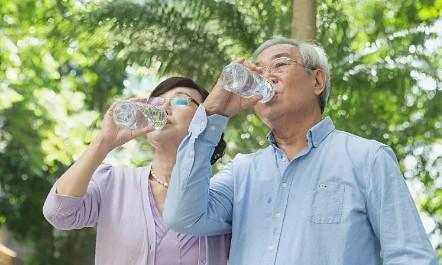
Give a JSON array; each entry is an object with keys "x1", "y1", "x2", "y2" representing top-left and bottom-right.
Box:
[
  {"x1": 220, "y1": 62, "x2": 275, "y2": 103},
  {"x1": 112, "y1": 101, "x2": 167, "y2": 130}
]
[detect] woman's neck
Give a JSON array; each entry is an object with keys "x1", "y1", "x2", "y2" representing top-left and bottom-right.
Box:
[{"x1": 150, "y1": 149, "x2": 177, "y2": 183}]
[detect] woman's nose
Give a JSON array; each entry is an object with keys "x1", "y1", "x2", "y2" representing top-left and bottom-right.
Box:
[{"x1": 162, "y1": 101, "x2": 172, "y2": 115}]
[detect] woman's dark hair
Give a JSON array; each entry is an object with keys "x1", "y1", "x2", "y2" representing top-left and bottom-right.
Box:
[{"x1": 150, "y1": 77, "x2": 226, "y2": 165}]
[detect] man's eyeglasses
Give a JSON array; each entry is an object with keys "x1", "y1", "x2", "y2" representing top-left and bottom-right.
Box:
[
  {"x1": 147, "y1": 97, "x2": 200, "y2": 107},
  {"x1": 260, "y1": 57, "x2": 313, "y2": 74}
]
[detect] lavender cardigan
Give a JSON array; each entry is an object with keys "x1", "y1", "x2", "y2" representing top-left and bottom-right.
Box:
[{"x1": 43, "y1": 164, "x2": 230, "y2": 265}]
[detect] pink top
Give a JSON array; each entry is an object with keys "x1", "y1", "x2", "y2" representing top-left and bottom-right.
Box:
[
  {"x1": 43, "y1": 164, "x2": 230, "y2": 265},
  {"x1": 148, "y1": 181, "x2": 200, "y2": 265}
]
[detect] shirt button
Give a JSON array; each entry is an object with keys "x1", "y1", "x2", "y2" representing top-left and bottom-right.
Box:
[
  {"x1": 188, "y1": 151, "x2": 194, "y2": 157},
  {"x1": 281, "y1": 182, "x2": 288, "y2": 188},
  {"x1": 275, "y1": 213, "x2": 281, "y2": 219},
  {"x1": 209, "y1": 125, "x2": 216, "y2": 131},
  {"x1": 267, "y1": 245, "x2": 274, "y2": 251},
  {"x1": 200, "y1": 258, "x2": 206, "y2": 264}
]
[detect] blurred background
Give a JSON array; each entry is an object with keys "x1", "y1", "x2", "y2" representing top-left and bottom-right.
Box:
[{"x1": 0, "y1": 0, "x2": 441, "y2": 264}]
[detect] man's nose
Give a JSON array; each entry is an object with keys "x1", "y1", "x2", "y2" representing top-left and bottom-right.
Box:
[
  {"x1": 259, "y1": 65, "x2": 271, "y2": 76},
  {"x1": 261, "y1": 68, "x2": 277, "y2": 83}
]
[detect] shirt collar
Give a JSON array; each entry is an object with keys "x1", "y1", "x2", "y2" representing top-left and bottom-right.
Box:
[{"x1": 266, "y1": 117, "x2": 335, "y2": 148}]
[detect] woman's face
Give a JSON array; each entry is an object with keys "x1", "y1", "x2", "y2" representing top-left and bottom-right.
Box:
[{"x1": 147, "y1": 86, "x2": 203, "y2": 149}]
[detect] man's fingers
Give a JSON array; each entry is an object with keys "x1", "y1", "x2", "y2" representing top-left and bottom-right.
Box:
[
  {"x1": 242, "y1": 61, "x2": 260, "y2": 72},
  {"x1": 248, "y1": 95, "x2": 262, "y2": 106},
  {"x1": 233, "y1": 58, "x2": 245, "y2": 63}
]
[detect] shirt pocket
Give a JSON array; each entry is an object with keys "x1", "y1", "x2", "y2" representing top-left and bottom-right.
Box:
[{"x1": 311, "y1": 182, "x2": 345, "y2": 224}]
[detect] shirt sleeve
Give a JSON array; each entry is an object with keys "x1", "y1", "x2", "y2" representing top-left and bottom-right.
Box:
[
  {"x1": 164, "y1": 105, "x2": 233, "y2": 236},
  {"x1": 42, "y1": 164, "x2": 112, "y2": 230},
  {"x1": 366, "y1": 146, "x2": 438, "y2": 264}
]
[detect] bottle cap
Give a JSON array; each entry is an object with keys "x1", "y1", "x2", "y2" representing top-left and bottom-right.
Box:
[
  {"x1": 113, "y1": 101, "x2": 137, "y2": 129},
  {"x1": 221, "y1": 62, "x2": 249, "y2": 93}
]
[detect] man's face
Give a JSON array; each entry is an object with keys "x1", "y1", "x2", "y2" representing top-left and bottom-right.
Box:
[{"x1": 253, "y1": 44, "x2": 322, "y2": 127}]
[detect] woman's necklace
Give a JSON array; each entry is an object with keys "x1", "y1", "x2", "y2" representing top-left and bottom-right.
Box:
[{"x1": 150, "y1": 168, "x2": 169, "y2": 188}]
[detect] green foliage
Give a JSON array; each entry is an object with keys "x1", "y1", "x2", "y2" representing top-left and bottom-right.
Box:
[
  {"x1": 88, "y1": 0, "x2": 442, "y2": 257},
  {"x1": 0, "y1": 0, "x2": 127, "y2": 263},
  {"x1": 0, "y1": 0, "x2": 441, "y2": 263},
  {"x1": 85, "y1": 0, "x2": 293, "y2": 87}
]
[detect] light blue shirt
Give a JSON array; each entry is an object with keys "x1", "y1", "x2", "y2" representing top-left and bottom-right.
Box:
[{"x1": 164, "y1": 105, "x2": 437, "y2": 265}]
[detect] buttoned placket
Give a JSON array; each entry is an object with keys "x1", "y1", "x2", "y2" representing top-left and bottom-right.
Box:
[{"x1": 261, "y1": 144, "x2": 313, "y2": 265}]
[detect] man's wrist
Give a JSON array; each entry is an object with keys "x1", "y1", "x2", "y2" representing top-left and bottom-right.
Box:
[{"x1": 203, "y1": 103, "x2": 224, "y2": 117}]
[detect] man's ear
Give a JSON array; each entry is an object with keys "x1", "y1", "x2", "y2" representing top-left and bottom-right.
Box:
[{"x1": 312, "y1": 69, "x2": 326, "y2": 96}]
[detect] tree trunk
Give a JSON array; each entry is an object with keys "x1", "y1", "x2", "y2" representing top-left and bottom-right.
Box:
[{"x1": 292, "y1": 0, "x2": 316, "y2": 41}]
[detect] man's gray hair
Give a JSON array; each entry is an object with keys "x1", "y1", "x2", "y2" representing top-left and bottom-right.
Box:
[{"x1": 252, "y1": 37, "x2": 331, "y2": 113}]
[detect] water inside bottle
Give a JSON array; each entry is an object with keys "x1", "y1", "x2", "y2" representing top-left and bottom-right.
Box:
[
  {"x1": 221, "y1": 63, "x2": 255, "y2": 96},
  {"x1": 139, "y1": 105, "x2": 167, "y2": 130},
  {"x1": 113, "y1": 101, "x2": 138, "y2": 129},
  {"x1": 254, "y1": 75, "x2": 275, "y2": 103},
  {"x1": 113, "y1": 101, "x2": 167, "y2": 130},
  {"x1": 221, "y1": 62, "x2": 274, "y2": 101}
]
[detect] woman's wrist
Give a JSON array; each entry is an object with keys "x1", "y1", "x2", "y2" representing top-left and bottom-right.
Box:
[{"x1": 92, "y1": 133, "x2": 115, "y2": 154}]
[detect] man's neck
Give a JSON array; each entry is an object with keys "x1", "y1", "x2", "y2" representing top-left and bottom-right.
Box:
[{"x1": 271, "y1": 113, "x2": 322, "y2": 160}]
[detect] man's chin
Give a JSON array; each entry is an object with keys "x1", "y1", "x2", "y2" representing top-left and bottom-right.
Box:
[{"x1": 255, "y1": 104, "x2": 276, "y2": 118}]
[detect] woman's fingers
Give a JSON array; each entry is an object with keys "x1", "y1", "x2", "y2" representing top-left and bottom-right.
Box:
[
  {"x1": 131, "y1": 97, "x2": 149, "y2": 103},
  {"x1": 132, "y1": 125, "x2": 155, "y2": 137}
]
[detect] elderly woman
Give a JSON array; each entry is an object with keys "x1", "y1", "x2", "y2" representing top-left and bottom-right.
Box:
[{"x1": 43, "y1": 77, "x2": 230, "y2": 265}]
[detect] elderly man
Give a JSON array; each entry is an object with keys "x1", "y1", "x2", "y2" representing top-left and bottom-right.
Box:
[{"x1": 163, "y1": 37, "x2": 437, "y2": 265}]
